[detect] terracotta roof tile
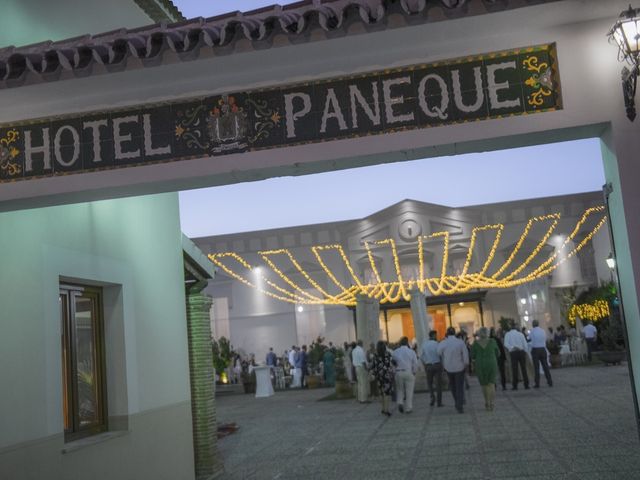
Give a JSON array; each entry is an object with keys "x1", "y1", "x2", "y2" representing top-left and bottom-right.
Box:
[{"x1": 0, "y1": 0, "x2": 549, "y2": 88}]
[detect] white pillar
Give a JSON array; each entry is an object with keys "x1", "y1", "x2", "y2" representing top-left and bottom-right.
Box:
[
  {"x1": 368, "y1": 297, "x2": 381, "y2": 346},
  {"x1": 409, "y1": 287, "x2": 429, "y2": 353},
  {"x1": 355, "y1": 294, "x2": 380, "y2": 347}
]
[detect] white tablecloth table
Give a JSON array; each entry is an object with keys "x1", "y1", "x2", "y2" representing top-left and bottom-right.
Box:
[{"x1": 254, "y1": 366, "x2": 275, "y2": 398}]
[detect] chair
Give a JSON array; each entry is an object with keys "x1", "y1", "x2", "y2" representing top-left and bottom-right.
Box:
[{"x1": 274, "y1": 366, "x2": 286, "y2": 390}]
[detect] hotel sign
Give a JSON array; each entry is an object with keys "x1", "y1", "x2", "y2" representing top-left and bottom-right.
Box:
[{"x1": 0, "y1": 44, "x2": 561, "y2": 183}]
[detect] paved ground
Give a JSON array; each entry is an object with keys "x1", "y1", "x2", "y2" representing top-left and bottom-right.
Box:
[{"x1": 215, "y1": 364, "x2": 640, "y2": 479}]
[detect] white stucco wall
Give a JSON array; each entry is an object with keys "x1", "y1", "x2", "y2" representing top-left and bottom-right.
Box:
[{"x1": 0, "y1": 193, "x2": 194, "y2": 480}]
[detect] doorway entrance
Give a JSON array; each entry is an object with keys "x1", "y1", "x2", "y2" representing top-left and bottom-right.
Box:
[{"x1": 378, "y1": 292, "x2": 487, "y2": 343}]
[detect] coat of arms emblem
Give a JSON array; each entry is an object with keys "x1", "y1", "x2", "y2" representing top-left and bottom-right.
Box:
[{"x1": 206, "y1": 95, "x2": 248, "y2": 153}]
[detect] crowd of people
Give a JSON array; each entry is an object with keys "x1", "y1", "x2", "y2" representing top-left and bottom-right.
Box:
[{"x1": 230, "y1": 318, "x2": 597, "y2": 417}]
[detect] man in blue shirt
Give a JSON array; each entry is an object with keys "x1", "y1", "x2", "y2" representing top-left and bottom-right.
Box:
[
  {"x1": 420, "y1": 330, "x2": 443, "y2": 407},
  {"x1": 266, "y1": 347, "x2": 277, "y2": 367},
  {"x1": 530, "y1": 320, "x2": 553, "y2": 388}
]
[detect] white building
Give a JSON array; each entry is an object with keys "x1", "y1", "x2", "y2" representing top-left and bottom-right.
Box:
[
  {"x1": 196, "y1": 191, "x2": 611, "y2": 357},
  {"x1": 2, "y1": 0, "x2": 640, "y2": 478}
]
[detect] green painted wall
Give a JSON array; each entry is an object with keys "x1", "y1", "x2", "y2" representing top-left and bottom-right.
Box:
[
  {"x1": 0, "y1": 192, "x2": 195, "y2": 479},
  {"x1": 0, "y1": 0, "x2": 153, "y2": 48}
]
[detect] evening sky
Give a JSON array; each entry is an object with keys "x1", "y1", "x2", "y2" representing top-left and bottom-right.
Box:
[{"x1": 166, "y1": 3, "x2": 607, "y2": 238}]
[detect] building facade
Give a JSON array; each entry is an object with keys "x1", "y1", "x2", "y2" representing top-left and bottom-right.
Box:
[
  {"x1": 2, "y1": 0, "x2": 640, "y2": 478},
  {"x1": 196, "y1": 192, "x2": 611, "y2": 357}
]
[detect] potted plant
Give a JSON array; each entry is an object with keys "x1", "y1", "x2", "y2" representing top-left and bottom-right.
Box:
[
  {"x1": 595, "y1": 315, "x2": 626, "y2": 365},
  {"x1": 306, "y1": 337, "x2": 326, "y2": 388},
  {"x1": 333, "y1": 349, "x2": 354, "y2": 399},
  {"x1": 212, "y1": 336, "x2": 234, "y2": 384},
  {"x1": 570, "y1": 282, "x2": 626, "y2": 365},
  {"x1": 546, "y1": 339, "x2": 562, "y2": 368}
]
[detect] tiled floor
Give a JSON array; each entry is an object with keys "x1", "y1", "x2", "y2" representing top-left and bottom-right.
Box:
[{"x1": 215, "y1": 364, "x2": 640, "y2": 479}]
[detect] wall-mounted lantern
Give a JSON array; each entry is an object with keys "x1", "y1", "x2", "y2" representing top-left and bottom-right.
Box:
[{"x1": 608, "y1": 5, "x2": 640, "y2": 121}]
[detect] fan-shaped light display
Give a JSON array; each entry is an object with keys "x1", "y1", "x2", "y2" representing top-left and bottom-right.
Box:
[{"x1": 208, "y1": 206, "x2": 607, "y2": 306}]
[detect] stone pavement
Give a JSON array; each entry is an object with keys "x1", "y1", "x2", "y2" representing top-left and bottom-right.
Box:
[{"x1": 215, "y1": 365, "x2": 640, "y2": 479}]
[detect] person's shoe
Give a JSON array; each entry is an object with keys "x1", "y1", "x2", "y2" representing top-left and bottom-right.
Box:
[
  {"x1": 512, "y1": 387, "x2": 518, "y2": 391},
  {"x1": 548, "y1": 383, "x2": 553, "y2": 387},
  {"x1": 534, "y1": 385, "x2": 540, "y2": 389},
  {"x1": 456, "y1": 407, "x2": 464, "y2": 414},
  {"x1": 524, "y1": 385, "x2": 530, "y2": 390},
  {"x1": 430, "y1": 397, "x2": 435, "y2": 407},
  {"x1": 398, "y1": 404, "x2": 404, "y2": 413},
  {"x1": 384, "y1": 411, "x2": 392, "y2": 417}
]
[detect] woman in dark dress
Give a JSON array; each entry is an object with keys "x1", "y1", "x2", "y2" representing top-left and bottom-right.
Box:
[
  {"x1": 490, "y1": 328, "x2": 507, "y2": 391},
  {"x1": 371, "y1": 340, "x2": 394, "y2": 416}
]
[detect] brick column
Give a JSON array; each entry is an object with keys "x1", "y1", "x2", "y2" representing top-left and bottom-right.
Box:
[{"x1": 186, "y1": 286, "x2": 224, "y2": 480}]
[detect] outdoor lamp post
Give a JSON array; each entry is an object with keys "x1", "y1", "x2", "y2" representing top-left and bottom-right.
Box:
[
  {"x1": 608, "y1": 5, "x2": 640, "y2": 121},
  {"x1": 607, "y1": 253, "x2": 616, "y2": 282}
]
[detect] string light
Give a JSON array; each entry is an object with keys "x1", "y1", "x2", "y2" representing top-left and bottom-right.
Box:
[
  {"x1": 208, "y1": 207, "x2": 607, "y2": 306},
  {"x1": 568, "y1": 300, "x2": 610, "y2": 324}
]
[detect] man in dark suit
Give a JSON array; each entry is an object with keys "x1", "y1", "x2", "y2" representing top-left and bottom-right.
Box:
[{"x1": 296, "y1": 345, "x2": 308, "y2": 388}]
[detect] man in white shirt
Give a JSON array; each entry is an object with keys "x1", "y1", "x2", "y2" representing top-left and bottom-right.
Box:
[
  {"x1": 437, "y1": 327, "x2": 469, "y2": 413},
  {"x1": 351, "y1": 340, "x2": 370, "y2": 403},
  {"x1": 393, "y1": 336, "x2": 419, "y2": 413},
  {"x1": 289, "y1": 346, "x2": 300, "y2": 388},
  {"x1": 582, "y1": 320, "x2": 598, "y2": 361},
  {"x1": 503, "y1": 322, "x2": 530, "y2": 390},
  {"x1": 420, "y1": 330, "x2": 443, "y2": 407},
  {"x1": 530, "y1": 320, "x2": 553, "y2": 388}
]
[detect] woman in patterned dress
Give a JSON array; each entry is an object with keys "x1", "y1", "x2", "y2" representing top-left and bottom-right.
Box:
[{"x1": 371, "y1": 340, "x2": 394, "y2": 417}]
